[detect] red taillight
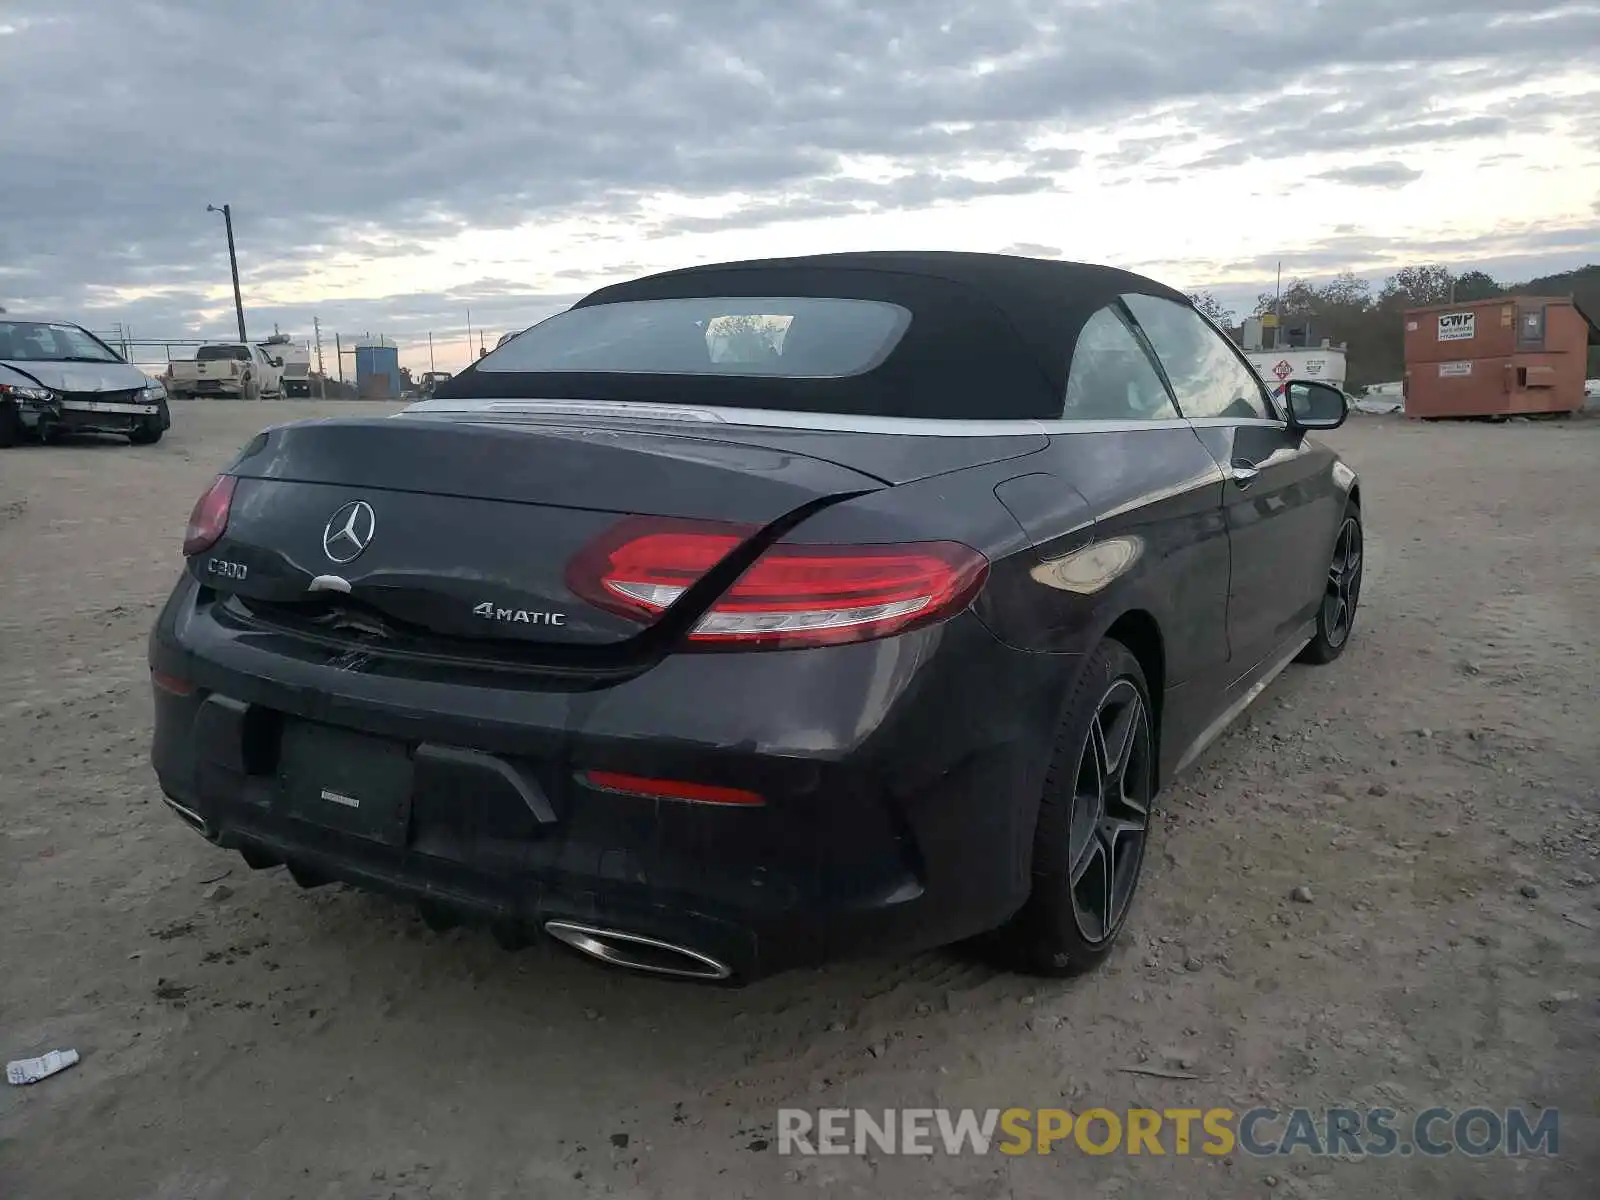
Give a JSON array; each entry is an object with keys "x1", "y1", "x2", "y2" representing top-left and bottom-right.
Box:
[
  {"x1": 183, "y1": 474, "x2": 236, "y2": 556},
  {"x1": 568, "y1": 516, "x2": 989, "y2": 649},
  {"x1": 582, "y1": 770, "x2": 764, "y2": 807}
]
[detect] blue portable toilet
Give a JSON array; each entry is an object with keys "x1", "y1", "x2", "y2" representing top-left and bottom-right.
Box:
[{"x1": 354, "y1": 338, "x2": 400, "y2": 400}]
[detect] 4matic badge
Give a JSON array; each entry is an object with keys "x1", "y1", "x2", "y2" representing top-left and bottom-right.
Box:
[{"x1": 473, "y1": 601, "x2": 567, "y2": 626}]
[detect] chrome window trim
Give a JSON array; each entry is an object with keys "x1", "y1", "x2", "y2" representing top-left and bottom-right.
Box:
[
  {"x1": 403, "y1": 397, "x2": 1288, "y2": 438},
  {"x1": 1039, "y1": 418, "x2": 1203, "y2": 434},
  {"x1": 405, "y1": 398, "x2": 1049, "y2": 436},
  {"x1": 1184, "y1": 416, "x2": 1289, "y2": 429}
]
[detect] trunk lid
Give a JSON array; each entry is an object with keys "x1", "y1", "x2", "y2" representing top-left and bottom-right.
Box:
[
  {"x1": 402, "y1": 401, "x2": 1050, "y2": 485},
  {"x1": 196, "y1": 416, "x2": 882, "y2": 652}
]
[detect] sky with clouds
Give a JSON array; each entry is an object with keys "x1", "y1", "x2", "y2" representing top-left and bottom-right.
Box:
[{"x1": 2, "y1": 0, "x2": 1597, "y2": 374}]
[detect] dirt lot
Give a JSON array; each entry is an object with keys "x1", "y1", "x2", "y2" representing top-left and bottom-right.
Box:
[{"x1": 2, "y1": 401, "x2": 1596, "y2": 1199}]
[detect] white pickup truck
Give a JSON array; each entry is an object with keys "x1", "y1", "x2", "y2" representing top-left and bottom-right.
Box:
[{"x1": 167, "y1": 343, "x2": 284, "y2": 400}]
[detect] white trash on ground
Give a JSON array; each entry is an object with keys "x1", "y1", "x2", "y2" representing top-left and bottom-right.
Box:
[
  {"x1": 1354, "y1": 397, "x2": 1404, "y2": 415},
  {"x1": 6, "y1": 1049, "x2": 80, "y2": 1085}
]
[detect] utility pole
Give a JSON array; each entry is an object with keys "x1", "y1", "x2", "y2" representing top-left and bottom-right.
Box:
[
  {"x1": 312, "y1": 315, "x2": 327, "y2": 399},
  {"x1": 1272, "y1": 260, "x2": 1283, "y2": 351},
  {"x1": 428, "y1": 331, "x2": 435, "y2": 375},
  {"x1": 465, "y1": 308, "x2": 474, "y2": 367},
  {"x1": 335, "y1": 333, "x2": 344, "y2": 387},
  {"x1": 206, "y1": 203, "x2": 247, "y2": 342}
]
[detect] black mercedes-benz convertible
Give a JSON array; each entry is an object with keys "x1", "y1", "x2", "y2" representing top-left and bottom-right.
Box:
[{"x1": 149, "y1": 251, "x2": 1361, "y2": 983}]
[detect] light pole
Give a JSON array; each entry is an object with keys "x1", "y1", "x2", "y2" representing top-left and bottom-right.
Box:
[{"x1": 206, "y1": 203, "x2": 247, "y2": 343}]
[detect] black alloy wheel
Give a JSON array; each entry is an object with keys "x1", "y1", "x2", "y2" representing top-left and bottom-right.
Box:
[
  {"x1": 1300, "y1": 508, "x2": 1363, "y2": 665},
  {"x1": 1323, "y1": 516, "x2": 1362, "y2": 649},
  {"x1": 1065, "y1": 677, "x2": 1154, "y2": 945},
  {"x1": 994, "y1": 638, "x2": 1156, "y2": 976}
]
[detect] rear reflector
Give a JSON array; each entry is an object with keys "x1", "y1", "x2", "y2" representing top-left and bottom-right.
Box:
[
  {"x1": 582, "y1": 770, "x2": 765, "y2": 807},
  {"x1": 183, "y1": 474, "x2": 237, "y2": 556},
  {"x1": 150, "y1": 669, "x2": 195, "y2": 696},
  {"x1": 568, "y1": 516, "x2": 988, "y2": 649}
]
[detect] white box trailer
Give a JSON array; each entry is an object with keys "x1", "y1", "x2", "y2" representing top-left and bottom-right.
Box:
[{"x1": 259, "y1": 333, "x2": 312, "y2": 397}]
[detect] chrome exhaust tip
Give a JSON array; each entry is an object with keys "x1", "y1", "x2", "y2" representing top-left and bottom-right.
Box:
[
  {"x1": 161, "y1": 795, "x2": 209, "y2": 836},
  {"x1": 543, "y1": 920, "x2": 733, "y2": 981}
]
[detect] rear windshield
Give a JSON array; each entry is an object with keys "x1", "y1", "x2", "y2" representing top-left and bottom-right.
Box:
[
  {"x1": 197, "y1": 345, "x2": 251, "y2": 361},
  {"x1": 475, "y1": 297, "x2": 910, "y2": 379}
]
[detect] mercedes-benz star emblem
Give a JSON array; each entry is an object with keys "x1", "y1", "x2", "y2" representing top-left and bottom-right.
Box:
[{"x1": 322, "y1": 500, "x2": 376, "y2": 564}]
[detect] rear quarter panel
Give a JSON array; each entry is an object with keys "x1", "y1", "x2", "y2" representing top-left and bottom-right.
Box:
[
  {"x1": 779, "y1": 427, "x2": 1225, "y2": 780},
  {"x1": 988, "y1": 427, "x2": 1230, "y2": 685},
  {"x1": 783, "y1": 430, "x2": 1229, "y2": 757},
  {"x1": 988, "y1": 426, "x2": 1232, "y2": 786}
]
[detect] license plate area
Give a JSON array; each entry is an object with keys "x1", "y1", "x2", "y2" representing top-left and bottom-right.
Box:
[
  {"x1": 62, "y1": 401, "x2": 158, "y2": 415},
  {"x1": 278, "y1": 722, "x2": 414, "y2": 846}
]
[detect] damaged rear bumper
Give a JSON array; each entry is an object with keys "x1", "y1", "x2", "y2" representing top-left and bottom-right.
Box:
[{"x1": 147, "y1": 579, "x2": 1066, "y2": 982}]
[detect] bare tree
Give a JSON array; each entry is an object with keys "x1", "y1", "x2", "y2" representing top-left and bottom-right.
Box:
[
  {"x1": 1378, "y1": 264, "x2": 1456, "y2": 309},
  {"x1": 1320, "y1": 271, "x2": 1372, "y2": 310},
  {"x1": 1451, "y1": 270, "x2": 1502, "y2": 302},
  {"x1": 1252, "y1": 278, "x2": 1316, "y2": 319},
  {"x1": 1188, "y1": 291, "x2": 1236, "y2": 328}
]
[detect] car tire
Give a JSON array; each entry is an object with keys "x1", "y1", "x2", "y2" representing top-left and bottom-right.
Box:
[
  {"x1": 129, "y1": 420, "x2": 164, "y2": 445},
  {"x1": 0, "y1": 402, "x2": 21, "y2": 448},
  {"x1": 1297, "y1": 503, "x2": 1362, "y2": 666},
  {"x1": 993, "y1": 637, "x2": 1156, "y2": 976},
  {"x1": 242, "y1": 375, "x2": 261, "y2": 403}
]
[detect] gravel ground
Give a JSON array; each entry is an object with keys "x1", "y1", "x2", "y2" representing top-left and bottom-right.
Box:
[{"x1": 2, "y1": 402, "x2": 1596, "y2": 1199}]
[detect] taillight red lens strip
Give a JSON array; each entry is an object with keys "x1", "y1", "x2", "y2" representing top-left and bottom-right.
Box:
[
  {"x1": 581, "y1": 770, "x2": 765, "y2": 807},
  {"x1": 687, "y1": 540, "x2": 986, "y2": 646},
  {"x1": 150, "y1": 669, "x2": 195, "y2": 696},
  {"x1": 566, "y1": 515, "x2": 758, "y2": 622},
  {"x1": 567, "y1": 515, "x2": 989, "y2": 650}
]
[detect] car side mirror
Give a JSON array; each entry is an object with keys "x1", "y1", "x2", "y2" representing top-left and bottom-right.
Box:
[
  {"x1": 270, "y1": 356, "x2": 284, "y2": 368},
  {"x1": 1283, "y1": 379, "x2": 1347, "y2": 432}
]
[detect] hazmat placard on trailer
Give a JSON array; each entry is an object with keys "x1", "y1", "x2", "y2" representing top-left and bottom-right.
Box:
[
  {"x1": 1437, "y1": 312, "x2": 1475, "y2": 341},
  {"x1": 1439, "y1": 361, "x2": 1472, "y2": 377}
]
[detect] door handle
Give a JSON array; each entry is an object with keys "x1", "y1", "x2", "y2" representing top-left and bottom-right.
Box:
[{"x1": 1229, "y1": 461, "x2": 1260, "y2": 485}]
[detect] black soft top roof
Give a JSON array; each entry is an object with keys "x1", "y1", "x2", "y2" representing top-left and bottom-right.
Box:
[{"x1": 437, "y1": 251, "x2": 1190, "y2": 419}]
